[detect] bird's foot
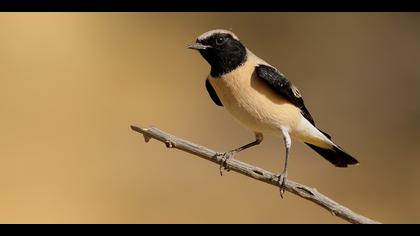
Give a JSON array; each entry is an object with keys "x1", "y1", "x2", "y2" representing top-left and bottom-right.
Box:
[
  {"x1": 277, "y1": 171, "x2": 288, "y2": 198},
  {"x1": 217, "y1": 151, "x2": 236, "y2": 176}
]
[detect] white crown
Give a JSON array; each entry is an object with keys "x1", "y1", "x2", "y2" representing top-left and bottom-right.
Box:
[{"x1": 197, "y1": 29, "x2": 239, "y2": 41}]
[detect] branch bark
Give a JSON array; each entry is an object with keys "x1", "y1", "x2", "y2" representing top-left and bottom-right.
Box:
[{"x1": 130, "y1": 125, "x2": 380, "y2": 224}]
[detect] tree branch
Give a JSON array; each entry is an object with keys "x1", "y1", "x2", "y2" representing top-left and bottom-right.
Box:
[{"x1": 130, "y1": 125, "x2": 380, "y2": 224}]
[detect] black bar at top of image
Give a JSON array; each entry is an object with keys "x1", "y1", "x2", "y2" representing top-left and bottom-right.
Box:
[{"x1": 0, "y1": 0, "x2": 419, "y2": 11}]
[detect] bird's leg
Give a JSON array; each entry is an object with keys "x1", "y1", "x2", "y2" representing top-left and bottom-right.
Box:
[
  {"x1": 219, "y1": 133, "x2": 263, "y2": 176},
  {"x1": 278, "y1": 130, "x2": 291, "y2": 198}
]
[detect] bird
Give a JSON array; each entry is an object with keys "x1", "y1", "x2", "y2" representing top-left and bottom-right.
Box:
[{"x1": 187, "y1": 29, "x2": 359, "y2": 196}]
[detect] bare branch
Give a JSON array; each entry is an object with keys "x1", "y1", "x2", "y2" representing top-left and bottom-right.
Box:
[{"x1": 130, "y1": 125, "x2": 380, "y2": 224}]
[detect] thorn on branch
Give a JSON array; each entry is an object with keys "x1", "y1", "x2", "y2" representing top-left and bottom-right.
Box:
[{"x1": 143, "y1": 134, "x2": 151, "y2": 143}]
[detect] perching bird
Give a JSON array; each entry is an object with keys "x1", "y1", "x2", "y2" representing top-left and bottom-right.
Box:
[{"x1": 187, "y1": 29, "x2": 359, "y2": 196}]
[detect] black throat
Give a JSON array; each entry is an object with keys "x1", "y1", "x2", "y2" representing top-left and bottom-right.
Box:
[
  {"x1": 209, "y1": 52, "x2": 247, "y2": 78},
  {"x1": 199, "y1": 39, "x2": 247, "y2": 78}
]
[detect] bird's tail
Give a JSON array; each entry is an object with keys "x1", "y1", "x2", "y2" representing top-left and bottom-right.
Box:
[{"x1": 305, "y1": 130, "x2": 359, "y2": 167}]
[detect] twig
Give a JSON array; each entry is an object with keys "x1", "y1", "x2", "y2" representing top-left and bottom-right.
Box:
[{"x1": 130, "y1": 125, "x2": 380, "y2": 224}]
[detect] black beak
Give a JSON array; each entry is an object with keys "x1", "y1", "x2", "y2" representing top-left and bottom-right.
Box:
[{"x1": 187, "y1": 42, "x2": 212, "y2": 50}]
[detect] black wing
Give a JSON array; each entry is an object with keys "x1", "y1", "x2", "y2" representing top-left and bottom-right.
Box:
[
  {"x1": 205, "y1": 79, "x2": 223, "y2": 107},
  {"x1": 255, "y1": 64, "x2": 314, "y2": 125}
]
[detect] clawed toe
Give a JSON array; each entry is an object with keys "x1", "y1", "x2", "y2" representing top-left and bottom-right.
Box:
[
  {"x1": 218, "y1": 151, "x2": 235, "y2": 176},
  {"x1": 277, "y1": 172, "x2": 288, "y2": 198}
]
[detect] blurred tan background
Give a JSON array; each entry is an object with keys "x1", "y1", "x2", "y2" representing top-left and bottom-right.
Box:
[{"x1": 0, "y1": 13, "x2": 419, "y2": 223}]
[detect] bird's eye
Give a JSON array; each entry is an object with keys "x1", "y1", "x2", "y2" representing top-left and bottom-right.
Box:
[{"x1": 215, "y1": 37, "x2": 226, "y2": 45}]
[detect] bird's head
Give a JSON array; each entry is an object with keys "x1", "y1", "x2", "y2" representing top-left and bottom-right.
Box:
[{"x1": 187, "y1": 29, "x2": 247, "y2": 77}]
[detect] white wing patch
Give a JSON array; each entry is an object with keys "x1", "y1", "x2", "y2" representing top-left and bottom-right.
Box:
[{"x1": 291, "y1": 84, "x2": 301, "y2": 98}]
